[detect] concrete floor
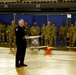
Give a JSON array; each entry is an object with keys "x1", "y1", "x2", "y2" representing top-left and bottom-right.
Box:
[{"x1": 0, "y1": 47, "x2": 76, "y2": 75}]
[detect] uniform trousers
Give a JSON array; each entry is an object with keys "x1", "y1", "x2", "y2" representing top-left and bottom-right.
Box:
[{"x1": 16, "y1": 39, "x2": 26, "y2": 66}]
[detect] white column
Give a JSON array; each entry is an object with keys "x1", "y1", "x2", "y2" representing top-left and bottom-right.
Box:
[{"x1": 13, "y1": 13, "x2": 16, "y2": 23}]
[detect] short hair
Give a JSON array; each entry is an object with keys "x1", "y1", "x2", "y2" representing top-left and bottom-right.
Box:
[
  {"x1": 47, "y1": 21, "x2": 51, "y2": 24},
  {"x1": 33, "y1": 22, "x2": 36, "y2": 24},
  {"x1": 47, "y1": 21, "x2": 51, "y2": 25},
  {"x1": 11, "y1": 20, "x2": 15, "y2": 24},
  {"x1": 18, "y1": 19, "x2": 24, "y2": 24}
]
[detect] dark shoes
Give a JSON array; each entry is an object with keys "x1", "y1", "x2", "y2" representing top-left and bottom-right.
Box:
[
  {"x1": 16, "y1": 64, "x2": 21, "y2": 68},
  {"x1": 16, "y1": 64, "x2": 27, "y2": 68},
  {"x1": 20, "y1": 64, "x2": 27, "y2": 67}
]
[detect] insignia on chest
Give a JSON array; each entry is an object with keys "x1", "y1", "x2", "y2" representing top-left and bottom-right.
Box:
[{"x1": 16, "y1": 28, "x2": 18, "y2": 31}]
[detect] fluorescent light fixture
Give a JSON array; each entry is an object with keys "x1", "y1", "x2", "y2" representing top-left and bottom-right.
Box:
[{"x1": 67, "y1": 14, "x2": 71, "y2": 18}]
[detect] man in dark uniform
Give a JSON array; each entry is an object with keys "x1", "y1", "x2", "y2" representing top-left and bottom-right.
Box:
[{"x1": 15, "y1": 19, "x2": 27, "y2": 68}]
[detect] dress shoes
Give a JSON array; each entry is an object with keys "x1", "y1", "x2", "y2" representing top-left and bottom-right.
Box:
[
  {"x1": 20, "y1": 63, "x2": 27, "y2": 67},
  {"x1": 16, "y1": 64, "x2": 21, "y2": 68}
]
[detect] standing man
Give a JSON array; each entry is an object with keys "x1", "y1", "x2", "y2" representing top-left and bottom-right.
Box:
[
  {"x1": 0, "y1": 24, "x2": 2, "y2": 43},
  {"x1": 41, "y1": 23, "x2": 46, "y2": 45},
  {"x1": 9, "y1": 20, "x2": 16, "y2": 51},
  {"x1": 24, "y1": 22, "x2": 30, "y2": 47},
  {"x1": 1, "y1": 22, "x2": 6, "y2": 44},
  {"x1": 30, "y1": 22, "x2": 40, "y2": 47},
  {"x1": 24, "y1": 22, "x2": 30, "y2": 35},
  {"x1": 68, "y1": 24, "x2": 74, "y2": 46},
  {"x1": 59, "y1": 22, "x2": 67, "y2": 46},
  {"x1": 5, "y1": 24, "x2": 11, "y2": 44},
  {"x1": 15, "y1": 19, "x2": 27, "y2": 68},
  {"x1": 72, "y1": 22, "x2": 76, "y2": 46},
  {"x1": 30, "y1": 22, "x2": 40, "y2": 36},
  {"x1": 45, "y1": 21, "x2": 52, "y2": 46},
  {"x1": 51, "y1": 23, "x2": 58, "y2": 46}
]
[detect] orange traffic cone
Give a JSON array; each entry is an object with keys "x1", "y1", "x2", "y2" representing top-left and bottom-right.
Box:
[{"x1": 46, "y1": 45, "x2": 51, "y2": 55}]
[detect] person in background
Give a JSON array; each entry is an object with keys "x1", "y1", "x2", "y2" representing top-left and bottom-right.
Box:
[
  {"x1": 44, "y1": 21, "x2": 52, "y2": 46},
  {"x1": 1, "y1": 22, "x2": 6, "y2": 44},
  {"x1": 51, "y1": 23, "x2": 58, "y2": 46},
  {"x1": 0, "y1": 24, "x2": 2, "y2": 44},
  {"x1": 30, "y1": 22, "x2": 40, "y2": 47},
  {"x1": 59, "y1": 22, "x2": 67, "y2": 46},
  {"x1": 5, "y1": 23, "x2": 11, "y2": 44},
  {"x1": 72, "y1": 22, "x2": 76, "y2": 46},
  {"x1": 68, "y1": 24, "x2": 74, "y2": 46},
  {"x1": 24, "y1": 22, "x2": 30, "y2": 47},
  {"x1": 30, "y1": 22, "x2": 40, "y2": 36},
  {"x1": 66, "y1": 26, "x2": 70, "y2": 46},
  {"x1": 24, "y1": 22, "x2": 30, "y2": 35},
  {"x1": 41, "y1": 23, "x2": 46, "y2": 46},
  {"x1": 9, "y1": 20, "x2": 16, "y2": 51}
]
